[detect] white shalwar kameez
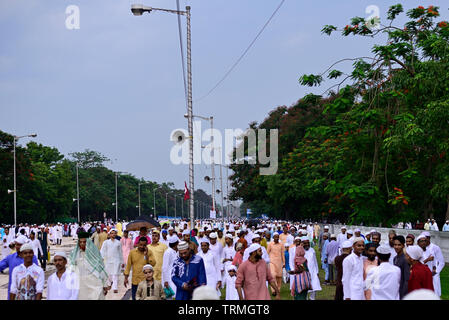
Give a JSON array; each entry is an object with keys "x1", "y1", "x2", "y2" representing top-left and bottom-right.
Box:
[
  {"x1": 342, "y1": 252, "x2": 365, "y2": 300},
  {"x1": 304, "y1": 247, "x2": 321, "y2": 299},
  {"x1": 71, "y1": 251, "x2": 105, "y2": 300},
  {"x1": 198, "y1": 250, "x2": 221, "y2": 296},
  {"x1": 100, "y1": 238, "x2": 124, "y2": 291},
  {"x1": 225, "y1": 274, "x2": 239, "y2": 300},
  {"x1": 161, "y1": 247, "x2": 178, "y2": 298},
  {"x1": 364, "y1": 262, "x2": 401, "y2": 300},
  {"x1": 422, "y1": 243, "x2": 444, "y2": 297}
]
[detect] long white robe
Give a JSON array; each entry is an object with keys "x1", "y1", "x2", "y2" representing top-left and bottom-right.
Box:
[
  {"x1": 198, "y1": 250, "x2": 221, "y2": 294},
  {"x1": 225, "y1": 275, "x2": 239, "y2": 300},
  {"x1": 100, "y1": 239, "x2": 124, "y2": 276},
  {"x1": 72, "y1": 251, "x2": 105, "y2": 300},
  {"x1": 364, "y1": 262, "x2": 401, "y2": 300},
  {"x1": 342, "y1": 252, "x2": 365, "y2": 300},
  {"x1": 161, "y1": 247, "x2": 178, "y2": 297},
  {"x1": 304, "y1": 248, "x2": 321, "y2": 292},
  {"x1": 422, "y1": 243, "x2": 444, "y2": 296}
]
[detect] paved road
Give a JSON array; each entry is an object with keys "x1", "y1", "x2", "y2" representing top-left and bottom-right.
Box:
[{"x1": 0, "y1": 237, "x2": 130, "y2": 300}]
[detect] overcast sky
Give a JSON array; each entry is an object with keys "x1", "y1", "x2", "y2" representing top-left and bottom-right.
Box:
[{"x1": 1, "y1": 0, "x2": 447, "y2": 195}]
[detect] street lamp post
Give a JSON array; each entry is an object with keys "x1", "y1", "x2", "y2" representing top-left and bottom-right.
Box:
[
  {"x1": 76, "y1": 163, "x2": 80, "y2": 223},
  {"x1": 130, "y1": 3, "x2": 195, "y2": 226},
  {"x1": 115, "y1": 172, "x2": 118, "y2": 222},
  {"x1": 138, "y1": 182, "x2": 150, "y2": 216},
  {"x1": 10, "y1": 133, "x2": 37, "y2": 226}
]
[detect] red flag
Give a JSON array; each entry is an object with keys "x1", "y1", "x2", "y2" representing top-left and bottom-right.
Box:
[{"x1": 184, "y1": 181, "x2": 190, "y2": 200}]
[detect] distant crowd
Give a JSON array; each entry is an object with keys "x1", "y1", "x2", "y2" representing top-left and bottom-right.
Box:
[{"x1": 0, "y1": 219, "x2": 446, "y2": 300}]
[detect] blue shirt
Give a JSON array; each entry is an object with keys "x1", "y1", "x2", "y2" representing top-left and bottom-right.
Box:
[
  {"x1": 171, "y1": 254, "x2": 207, "y2": 300},
  {"x1": 443, "y1": 224, "x2": 449, "y2": 232},
  {"x1": 321, "y1": 239, "x2": 329, "y2": 262},
  {"x1": 284, "y1": 250, "x2": 290, "y2": 271},
  {"x1": 0, "y1": 252, "x2": 39, "y2": 299},
  {"x1": 326, "y1": 240, "x2": 340, "y2": 264}
]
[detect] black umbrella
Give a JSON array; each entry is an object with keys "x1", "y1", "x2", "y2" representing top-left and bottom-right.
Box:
[{"x1": 125, "y1": 215, "x2": 161, "y2": 231}]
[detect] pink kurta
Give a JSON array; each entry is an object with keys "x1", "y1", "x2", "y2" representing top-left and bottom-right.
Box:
[
  {"x1": 267, "y1": 242, "x2": 285, "y2": 277},
  {"x1": 235, "y1": 259, "x2": 274, "y2": 300},
  {"x1": 120, "y1": 237, "x2": 133, "y2": 264},
  {"x1": 363, "y1": 258, "x2": 378, "y2": 300}
]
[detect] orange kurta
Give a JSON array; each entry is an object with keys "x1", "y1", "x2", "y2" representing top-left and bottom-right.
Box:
[{"x1": 267, "y1": 241, "x2": 285, "y2": 278}]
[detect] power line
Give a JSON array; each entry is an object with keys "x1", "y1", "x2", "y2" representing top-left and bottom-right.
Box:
[{"x1": 194, "y1": 0, "x2": 286, "y2": 103}]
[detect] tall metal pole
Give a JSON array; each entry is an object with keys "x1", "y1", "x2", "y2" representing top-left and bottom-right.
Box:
[
  {"x1": 174, "y1": 195, "x2": 177, "y2": 219},
  {"x1": 13, "y1": 137, "x2": 17, "y2": 226},
  {"x1": 219, "y1": 164, "x2": 224, "y2": 225},
  {"x1": 153, "y1": 188, "x2": 156, "y2": 217},
  {"x1": 76, "y1": 163, "x2": 80, "y2": 223},
  {"x1": 226, "y1": 165, "x2": 230, "y2": 222},
  {"x1": 115, "y1": 172, "x2": 118, "y2": 222},
  {"x1": 186, "y1": 6, "x2": 195, "y2": 226},
  {"x1": 210, "y1": 117, "x2": 216, "y2": 213},
  {"x1": 138, "y1": 183, "x2": 141, "y2": 216},
  {"x1": 165, "y1": 193, "x2": 168, "y2": 216}
]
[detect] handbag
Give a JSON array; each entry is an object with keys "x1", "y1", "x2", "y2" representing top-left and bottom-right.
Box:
[{"x1": 294, "y1": 269, "x2": 312, "y2": 294}]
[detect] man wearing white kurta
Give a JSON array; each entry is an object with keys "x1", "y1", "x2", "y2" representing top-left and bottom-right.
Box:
[
  {"x1": 100, "y1": 229, "x2": 124, "y2": 293},
  {"x1": 302, "y1": 237, "x2": 321, "y2": 299},
  {"x1": 161, "y1": 237, "x2": 178, "y2": 299},
  {"x1": 419, "y1": 232, "x2": 444, "y2": 297},
  {"x1": 337, "y1": 226, "x2": 347, "y2": 253},
  {"x1": 342, "y1": 237, "x2": 365, "y2": 300},
  {"x1": 198, "y1": 240, "x2": 222, "y2": 296},
  {"x1": 222, "y1": 234, "x2": 236, "y2": 278},
  {"x1": 364, "y1": 245, "x2": 401, "y2": 300},
  {"x1": 47, "y1": 251, "x2": 79, "y2": 300}
]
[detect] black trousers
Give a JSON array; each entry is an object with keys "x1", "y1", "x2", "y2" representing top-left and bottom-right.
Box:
[{"x1": 38, "y1": 255, "x2": 47, "y2": 271}]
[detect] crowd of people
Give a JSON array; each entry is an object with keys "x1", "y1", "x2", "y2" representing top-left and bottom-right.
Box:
[{"x1": 0, "y1": 219, "x2": 446, "y2": 300}]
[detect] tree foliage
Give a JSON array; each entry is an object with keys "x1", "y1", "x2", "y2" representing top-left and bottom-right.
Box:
[{"x1": 229, "y1": 4, "x2": 449, "y2": 226}]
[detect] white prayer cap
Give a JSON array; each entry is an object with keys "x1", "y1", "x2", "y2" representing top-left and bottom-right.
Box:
[
  {"x1": 300, "y1": 230, "x2": 307, "y2": 235},
  {"x1": 108, "y1": 228, "x2": 117, "y2": 234},
  {"x1": 406, "y1": 245, "x2": 423, "y2": 260},
  {"x1": 341, "y1": 226, "x2": 347, "y2": 230},
  {"x1": 352, "y1": 237, "x2": 364, "y2": 244},
  {"x1": 294, "y1": 236, "x2": 301, "y2": 241},
  {"x1": 330, "y1": 234, "x2": 336, "y2": 238},
  {"x1": 198, "y1": 238, "x2": 210, "y2": 245},
  {"x1": 192, "y1": 285, "x2": 220, "y2": 300},
  {"x1": 370, "y1": 229, "x2": 376, "y2": 233},
  {"x1": 301, "y1": 224, "x2": 306, "y2": 227},
  {"x1": 182, "y1": 230, "x2": 190, "y2": 236},
  {"x1": 354, "y1": 228, "x2": 361, "y2": 233},
  {"x1": 300, "y1": 236, "x2": 309, "y2": 242},
  {"x1": 376, "y1": 245, "x2": 391, "y2": 255},
  {"x1": 209, "y1": 232, "x2": 217, "y2": 239},
  {"x1": 142, "y1": 264, "x2": 153, "y2": 271},
  {"x1": 284, "y1": 243, "x2": 290, "y2": 247},
  {"x1": 247, "y1": 243, "x2": 261, "y2": 255},
  {"x1": 169, "y1": 236, "x2": 179, "y2": 244},
  {"x1": 225, "y1": 234, "x2": 233, "y2": 239},
  {"x1": 416, "y1": 234, "x2": 427, "y2": 241},
  {"x1": 422, "y1": 231, "x2": 431, "y2": 237},
  {"x1": 403, "y1": 289, "x2": 440, "y2": 300},
  {"x1": 15, "y1": 235, "x2": 28, "y2": 244},
  {"x1": 20, "y1": 243, "x2": 33, "y2": 252},
  {"x1": 199, "y1": 228, "x2": 205, "y2": 233},
  {"x1": 227, "y1": 265, "x2": 237, "y2": 272},
  {"x1": 252, "y1": 234, "x2": 260, "y2": 240},
  {"x1": 324, "y1": 226, "x2": 329, "y2": 229},
  {"x1": 273, "y1": 232, "x2": 280, "y2": 236},
  {"x1": 347, "y1": 229, "x2": 354, "y2": 235},
  {"x1": 54, "y1": 251, "x2": 67, "y2": 260},
  {"x1": 341, "y1": 240, "x2": 353, "y2": 249},
  {"x1": 103, "y1": 228, "x2": 107, "y2": 231},
  {"x1": 178, "y1": 241, "x2": 189, "y2": 251},
  {"x1": 168, "y1": 226, "x2": 174, "y2": 231}
]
